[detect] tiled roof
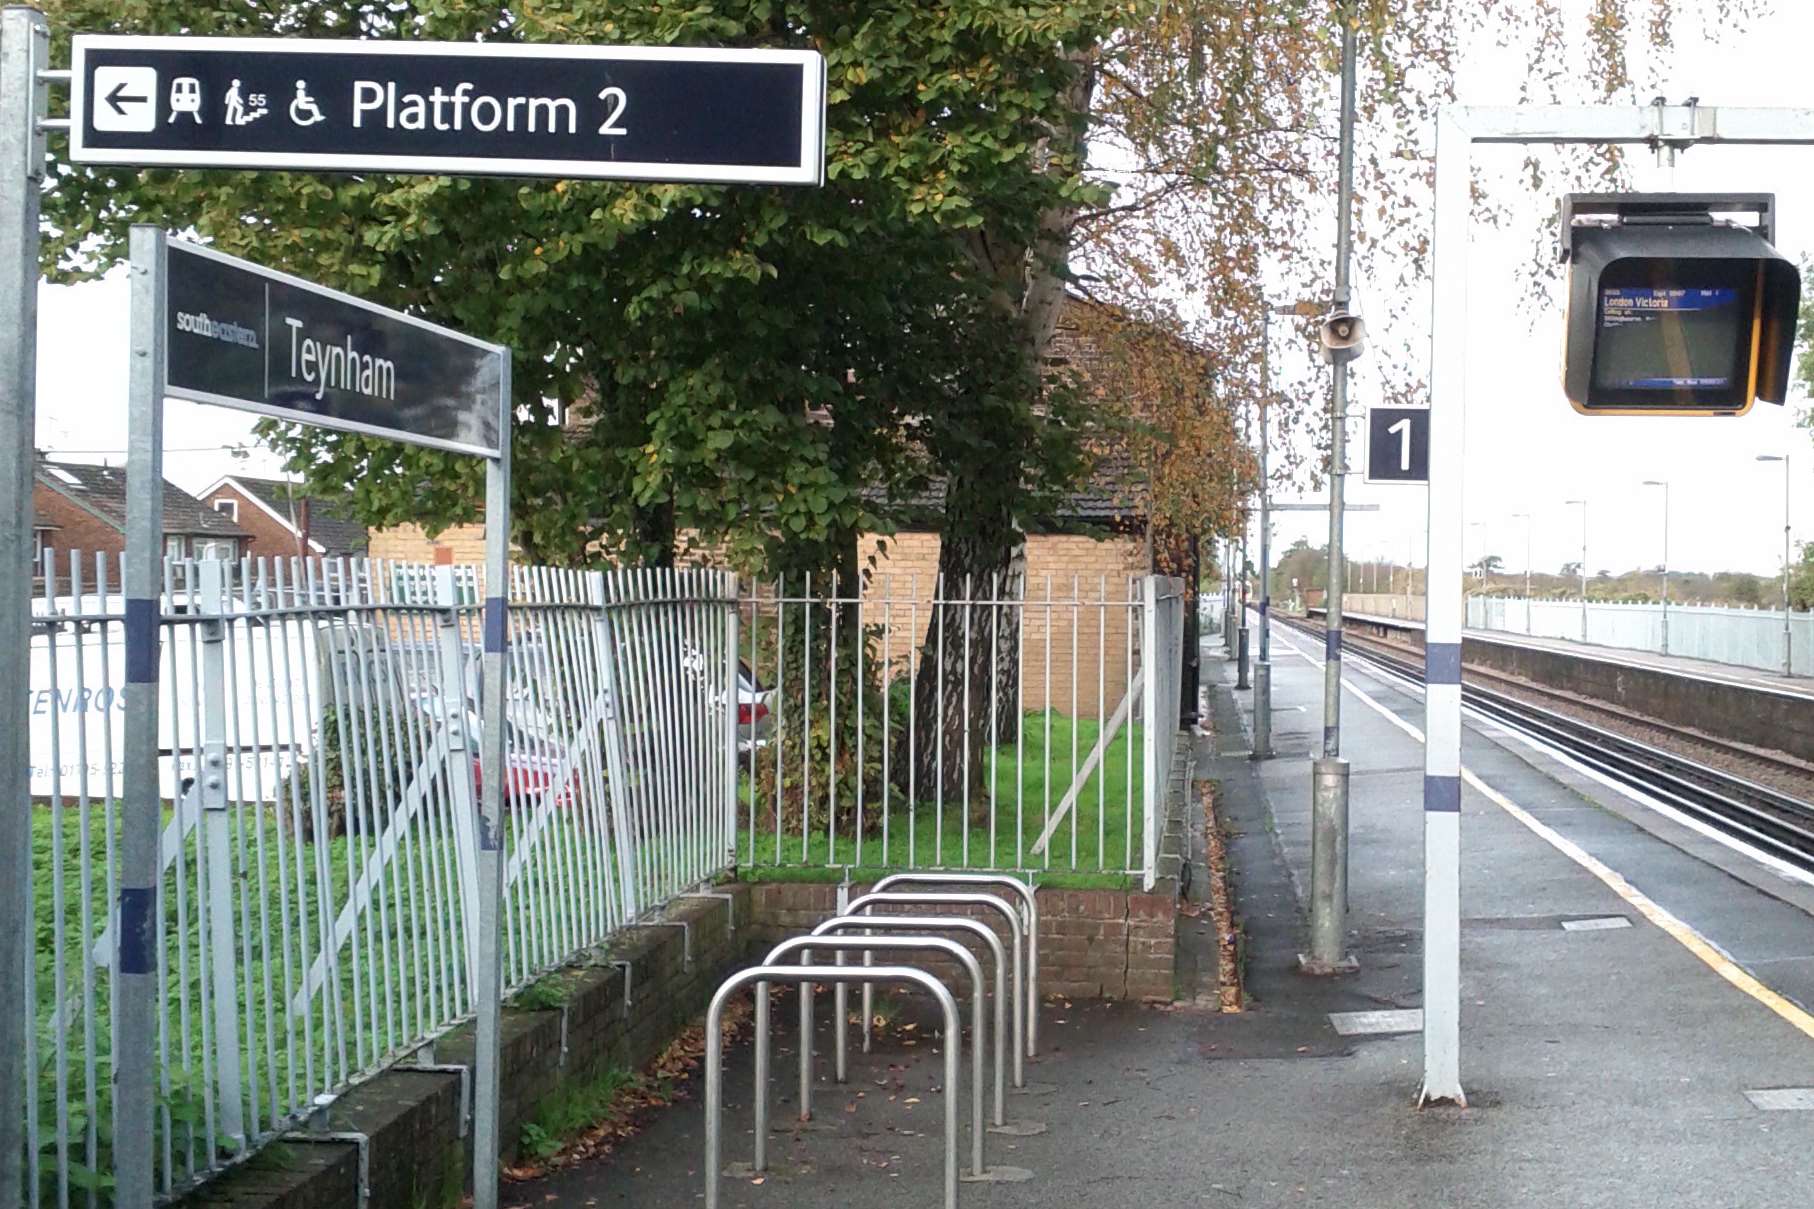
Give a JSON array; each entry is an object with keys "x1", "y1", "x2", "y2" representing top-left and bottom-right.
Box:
[
  {"x1": 36, "y1": 457, "x2": 248, "y2": 538},
  {"x1": 219, "y1": 475, "x2": 370, "y2": 557}
]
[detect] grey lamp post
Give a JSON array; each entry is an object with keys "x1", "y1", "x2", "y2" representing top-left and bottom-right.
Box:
[
  {"x1": 1757, "y1": 455, "x2": 1792, "y2": 676},
  {"x1": 1641, "y1": 480, "x2": 1670, "y2": 654},
  {"x1": 1565, "y1": 499, "x2": 1588, "y2": 643},
  {"x1": 1511, "y1": 512, "x2": 1532, "y2": 633}
]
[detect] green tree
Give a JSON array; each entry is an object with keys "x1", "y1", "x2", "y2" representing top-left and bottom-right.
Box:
[
  {"x1": 38, "y1": 0, "x2": 1101, "y2": 583},
  {"x1": 1790, "y1": 542, "x2": 1814, "y2": 612}
]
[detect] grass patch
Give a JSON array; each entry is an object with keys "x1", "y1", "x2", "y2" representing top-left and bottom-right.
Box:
[
  {"x1": 517, "y1": 1067, "x2": 636, "y2": 1162},
  {"x1": 737, "y1": 708, "x2": 1146, "y2": 886}
]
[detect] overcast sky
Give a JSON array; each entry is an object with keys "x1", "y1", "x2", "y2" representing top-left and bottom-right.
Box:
[
  {"x1": 1265, "y1": 4, "x2": 1814, "y2": 580},
  {"x1": 31, "y1": 6, "x2": 1814, "y2": 579}
]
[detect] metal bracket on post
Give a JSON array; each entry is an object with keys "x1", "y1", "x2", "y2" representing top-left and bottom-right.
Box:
[
  {"x1": 610, "y1": 958, "x2": 634, "y2": 1019},
  {"x1": 408, "y1": 1048, "x2": 474, "y2": 1140},
  {"x1": 674, "y1": 890, "x2": 737, "y2": 935},
  {"x1": 635, "y1": 919, "x2": 692, "y2": 970}
]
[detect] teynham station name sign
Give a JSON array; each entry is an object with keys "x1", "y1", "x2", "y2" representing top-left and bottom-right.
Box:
[
  {"x1": 70, "y1": 36, "x2": 827, "y2": 184},
  {"x1": 163, "y1": 238, "x2": 506, "y2": 457}
]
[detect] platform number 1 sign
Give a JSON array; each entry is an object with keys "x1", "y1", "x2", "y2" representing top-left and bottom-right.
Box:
[{"x1": 1365, "y1": 406, "x2": 1430, "y2": 484}]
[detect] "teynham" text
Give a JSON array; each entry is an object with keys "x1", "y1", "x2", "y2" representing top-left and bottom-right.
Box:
[{"x1": 285, "y1": 317, "x2": 396, "y2": 402}]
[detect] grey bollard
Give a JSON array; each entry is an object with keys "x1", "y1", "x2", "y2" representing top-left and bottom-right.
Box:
[
  {"x1": 1252, "y1": 661, "x2": 1273, "y2": 758},
  {"x1": 1236, "y1": 625, "x2": 1251, "y2": 689},
  {"x1": 1300, "y1": 757, "x2": 1357, "y2": 974}
]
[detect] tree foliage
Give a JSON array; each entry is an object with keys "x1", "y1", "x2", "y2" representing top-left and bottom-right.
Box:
[{"x1": 38, "y1": 0, "x2": 1107, "y2": 577}]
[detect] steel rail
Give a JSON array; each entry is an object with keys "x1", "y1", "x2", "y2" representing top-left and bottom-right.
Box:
[{"x1": 1278, "y1": 615, "x2": 1814, "y2": 869}]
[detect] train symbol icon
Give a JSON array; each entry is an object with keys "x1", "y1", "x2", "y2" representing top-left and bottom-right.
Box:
[{"x1": 167, "y1": 77, "x2": 202, "y2": 123}]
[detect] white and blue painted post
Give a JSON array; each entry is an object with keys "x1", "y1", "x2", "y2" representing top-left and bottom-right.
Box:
[
  {"x1": 1420, "y1": 99, "x2": 1814, "y2": 1106},
  {"x1": 473, "y1": 357, "x2": 512, "y2": 1209},
  {"x1": 119, "y1": 223, "x2": 171, "y2": 1207}
]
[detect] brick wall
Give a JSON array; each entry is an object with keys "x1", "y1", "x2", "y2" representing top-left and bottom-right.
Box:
[
  {"x1": 745, "y1": 876, "x2": 1177, "y2": 1002},
  {"x1": 201, "y1": 484, "x2": 305, "y2": 561},
  {"x1": 368, "y1": 521, "x2": 489, "y2": 565},
  {"x1": 858, "y1": 531, "x2": 1149, "y2": 720},
  {"x1": 34, "y1": 482, "x2": 123, "y2": 569}
]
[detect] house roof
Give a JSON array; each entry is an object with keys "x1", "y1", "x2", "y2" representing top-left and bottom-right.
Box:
[
  {"x1": 204, "y1": 475, "x2": 370, "y2": 556},
  {"x1": 35, "y1": 457, "x2": 249, "y2": 539}
]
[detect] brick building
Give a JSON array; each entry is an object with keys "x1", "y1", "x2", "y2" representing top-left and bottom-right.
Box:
[
  {"x1": 32, "y1": 455, "x2": 249, "y2": 582},
  {"x1": 198, "y1": 475, "x2": 369, "y2": 561},
  {"x1": 361, "y1": 296, "x2": 1200, "y2": 717}
]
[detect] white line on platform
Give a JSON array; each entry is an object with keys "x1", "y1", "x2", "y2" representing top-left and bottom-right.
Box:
[
  {"x1": 1560, "y1": 917, "x2": 1633, "y2": 932},
  {"x1": 1743, "y1": 1088, "x2": 1814, "y2": 1110},
  {"x1": 1270, "y1": 630, "x2": 1814, "y2": 1045},
  {"x1": 1279, "y1": 633, "x2": 1814, "y2": 892},
  {"x1": 1329, "y1": 1009, "x2": 1423, "y2": 1036}
]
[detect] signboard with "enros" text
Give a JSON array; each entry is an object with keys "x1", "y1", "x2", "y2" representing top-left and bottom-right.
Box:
[
  {"x1": 164, "y1": 239, "x2": 506, "y2": 457},
  {"x1": 70, "y1": 36, "x2": 826, "y2": 184}
]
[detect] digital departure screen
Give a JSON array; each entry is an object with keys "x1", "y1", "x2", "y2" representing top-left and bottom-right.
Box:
[{"x1": 1592, "y1": 286, "x2": 1746, "y2": 393}]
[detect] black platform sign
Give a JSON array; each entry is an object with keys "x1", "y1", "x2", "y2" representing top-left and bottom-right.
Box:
[
  {"x1": 164, "y1": 239, "x2": 505, "y2": 457},
  {"x1": 1365, "y1": 407, "x2": 1430, "y2": 484},
  {"x1": 71, "y1": 36, "x2": 826, "y2": 185}
]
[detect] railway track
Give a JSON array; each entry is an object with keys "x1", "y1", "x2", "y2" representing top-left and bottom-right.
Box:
[{"x1": 1270, "y1": 614, "x2": 1814, "y2": 873}]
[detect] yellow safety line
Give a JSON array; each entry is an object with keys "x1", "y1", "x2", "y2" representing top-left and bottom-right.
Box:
[{"x1": 1273, "y1": 631, "x2": 1814, "y2": 1042}]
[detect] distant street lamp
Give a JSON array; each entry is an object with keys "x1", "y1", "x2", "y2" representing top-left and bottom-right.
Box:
[
  {"x1": 1757, "y1": 454, "x2": 1793, "y2": 676},
  {"x1": 1565, "y1": 499, "x2": 1588, "y2": 642},
  {"x1": 1510, "y1": 512, "x2": 1532, "y2": 633},
  {"x1": 1642, "y1": 480, "x2": 1670, "y2": 655}
]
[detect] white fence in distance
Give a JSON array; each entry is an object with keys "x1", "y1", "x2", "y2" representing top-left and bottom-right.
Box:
[{"x1": 1467, "y1": 595, "x2": 1814, "y2": 677}]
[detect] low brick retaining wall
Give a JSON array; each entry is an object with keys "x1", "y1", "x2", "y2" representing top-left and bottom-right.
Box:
[
  {"x1": 179, "y1": 737, "x2": 1192, "y2": 1208},
  {"x1": 180, "y1": 887, "x2": 747, "y2": 1209},
  {"x1": 746, "y1": 879, "x2": 1177, "y2": 1000}
]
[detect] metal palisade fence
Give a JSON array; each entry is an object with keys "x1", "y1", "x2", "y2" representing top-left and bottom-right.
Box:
[
  {"x1": 1467, "y1": 595, "x2": 1814, "y2": 677},
  {"x1": 734, "y1": 572, "x2": 1186, "y2": 886},
  {"x1": 22, "y1": 552, "x2": 737, "y2": 1205}
]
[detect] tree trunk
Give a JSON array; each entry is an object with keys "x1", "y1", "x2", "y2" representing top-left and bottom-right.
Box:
[{"x1": 910, "y1": 479, "x2": 1022, "y2": 826}]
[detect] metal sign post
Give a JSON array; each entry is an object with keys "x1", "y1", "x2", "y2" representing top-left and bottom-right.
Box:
[
  {"x1": 121, "y1": 228, "x2": 512, "y2": 1208},
  {"x1": 15, "y1": 26, "x2": 828, "y2": 1209},
  {"x1": 1422, "y1": 101, "x2": 1814, "y2": 1108},
  {"x1": 0, "y1": 11, "x2": 48, "y2": 1206},
  {"x1": 1302, "y1": 14, "x2": 1359, "y2": 978}
]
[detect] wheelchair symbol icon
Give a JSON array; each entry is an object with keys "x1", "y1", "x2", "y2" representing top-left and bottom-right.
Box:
[{"x1": 289, "y1": 81, "x2": 327, "y2": 127}]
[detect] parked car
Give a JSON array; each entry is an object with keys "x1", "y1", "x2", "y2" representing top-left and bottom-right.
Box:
[{"x1": 738, "y1": 660, "x2": 774, "y2": 752}]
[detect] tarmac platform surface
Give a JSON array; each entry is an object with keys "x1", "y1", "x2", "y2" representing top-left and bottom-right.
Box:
[{"x1": 514, "y1": 629, "x2": 1814, "y2": 1208}]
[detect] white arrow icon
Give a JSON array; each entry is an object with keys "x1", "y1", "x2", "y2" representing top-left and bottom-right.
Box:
[{"x1": 92, "y1": 66, "x2": 157, "y2": 133}]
